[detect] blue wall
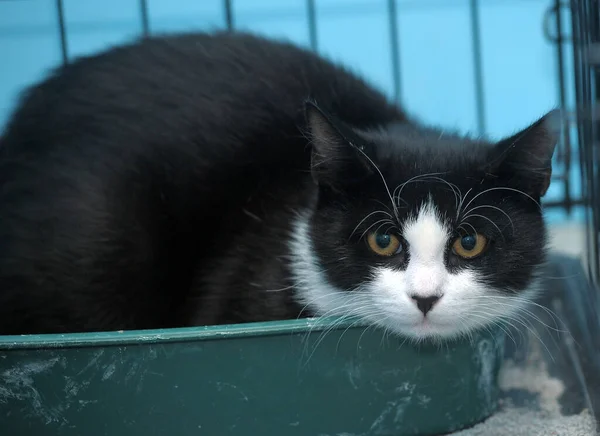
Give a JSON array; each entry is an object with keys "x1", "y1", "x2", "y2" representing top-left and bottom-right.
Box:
[{"x1": 0, "y1": 0, "x2": 581, "y2": 222}]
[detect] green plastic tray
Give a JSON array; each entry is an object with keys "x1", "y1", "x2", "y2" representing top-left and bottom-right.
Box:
[{"x1": 0, "y1": 317, "x2": 504, "y2": 435}]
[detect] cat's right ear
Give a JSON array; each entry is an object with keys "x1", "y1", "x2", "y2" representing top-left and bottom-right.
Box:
[
  {"x1": 486, "y1": 110, "x2": 561, "y2": 198},
  {"x1": 305, "y1": 101, "x2": 373, "y2": 191}
]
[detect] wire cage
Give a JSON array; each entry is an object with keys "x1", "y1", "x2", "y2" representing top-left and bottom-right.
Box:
[
  {"x1": 1, "y1": 0, "x2": 592, "y2": 219},
  {"x1": 568, "y1": 0, "x2": 600, "y2": 284},
  {"x1": 0, "y1": 0, "x2": 599, "y2": 435},
  {"x1": 45, "y1": 0, "x2": 585, "y2": 215}
]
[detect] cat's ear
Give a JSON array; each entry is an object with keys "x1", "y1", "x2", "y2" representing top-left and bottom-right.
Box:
[
  {"x1": 305, "y1": 101, "x2": 373, "y2": 191},
  {"x1": 486, "y1": 110, "x2": 561, "y2": 197}
]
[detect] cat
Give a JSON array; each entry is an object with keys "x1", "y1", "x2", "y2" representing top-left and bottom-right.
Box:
[{"x1": 0, "y1": 31, "x2": 559, "y2": 339}]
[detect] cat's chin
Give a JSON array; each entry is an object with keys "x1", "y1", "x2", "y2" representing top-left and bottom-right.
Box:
[
  {"x1": 403, "y1": 320, "x2": 465, "y2": 341},
  {"x1": 372, "y1": 316, "x2": 478, "y2": 342}
]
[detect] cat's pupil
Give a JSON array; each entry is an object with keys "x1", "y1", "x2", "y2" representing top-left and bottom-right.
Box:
[
  {"x1": 375, "y1": 234, "x2": 391, "y2": 248},
  {"x1": 461, "y1": 235, "x2": 477, "y2": 251}
]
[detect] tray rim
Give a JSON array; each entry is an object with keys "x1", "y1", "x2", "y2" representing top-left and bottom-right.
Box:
[
  {"x1": 0, "y1": 315, "x2": 498, "y2": 351},
  {"x1": 0, "y1": 316, "x2": 371, "y2": 350}
]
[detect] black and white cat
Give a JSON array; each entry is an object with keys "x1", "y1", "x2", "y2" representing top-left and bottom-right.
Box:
[{"x1": 0, "y1": 32, "x2": 558, "y2": 339}]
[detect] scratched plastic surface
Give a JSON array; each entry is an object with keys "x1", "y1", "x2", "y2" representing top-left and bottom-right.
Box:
[{"x1": 0, "y1": 318, "x2": 504, "y2": 436}]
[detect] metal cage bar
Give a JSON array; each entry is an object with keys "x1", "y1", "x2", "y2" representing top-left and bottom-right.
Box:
[
  {"x1": 553, "y1": 0, "x2": 573, "y2": 213},
  {"x1": 387, "y1": 0, "x2": 402, "y2": 104},
  {"x1": 55, "y1": 0, "x2": 68, "y2": 65},
  {"x1": 590, "y1": 0, "x2": 600, "y2": 284},
  {"x1": 139, "y1": 0, "x2": 150, "y2": 37},
  {"x1": 307, "y1": 0, "x2": 318, "y2": 52},
  {"x1": 224, "y1": 0, "x2": 234, "y2": 31},
  {"x1": 469, "y1": 0, "x2": 486, "y2": 136}
]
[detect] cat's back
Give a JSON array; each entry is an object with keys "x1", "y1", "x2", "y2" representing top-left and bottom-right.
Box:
[
  {"x1": 0, "y1": 31, "x2": 404, "y2": 334},
  {"x1": 1, "y1": 31, "x2": 400, "y2": 159}
]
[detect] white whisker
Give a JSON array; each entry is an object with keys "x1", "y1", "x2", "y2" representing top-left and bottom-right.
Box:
[
  {"x1": 349, "y1": 210, "x2": 392, "y2": 240},
  {"x1": 456, "y1": 187, "x2": 473, "y2": 219},
  {"x1": 462, "y1": 187, "x2": 541, "y2": 216},
  {"x1": 355, "y1": 147, "x2": 399, "y2": 221},
  {"x1": 461, "y1": 213, "x2": 506, "y2": 241},
  {"x1": 392, "y1": 172, "x2": 448, "y2": 209},
  {"x1": 462, "y1": 204, "x2": 515, "y2": 234},
  {"x1": 359, "y1": 218, "x2": 396, "y2": 240}
]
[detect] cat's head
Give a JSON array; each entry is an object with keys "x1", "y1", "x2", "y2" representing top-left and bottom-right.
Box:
[{"x1": 291, "y1": 102, "x2": 560, "y2": 340}]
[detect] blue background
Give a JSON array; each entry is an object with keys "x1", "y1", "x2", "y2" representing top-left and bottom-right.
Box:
[{"x1": 0, "y1": 0, "x2": 581, "y2": 222}]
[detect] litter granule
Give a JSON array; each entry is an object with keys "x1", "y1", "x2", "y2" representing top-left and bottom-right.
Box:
[
  {"x1": 454, "y1": 339, "x2": 597, "y2": 436},
  {"x1": 453, "y1": 408, "x2": 595, "y2": 436}
]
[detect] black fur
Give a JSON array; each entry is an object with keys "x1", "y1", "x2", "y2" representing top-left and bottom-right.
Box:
[{"x1": 0, "y1": 31, "x2": 556, "y2": 335}]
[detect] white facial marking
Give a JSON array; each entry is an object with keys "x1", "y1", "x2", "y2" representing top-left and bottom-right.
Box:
[
  {"x1": 289, "y1": 212, "x2": 372, "y2": 318},
  {"x1": 403, "y1": 201, "x2": 449, "y2": 297},
  {"x1": 289, "y1": 201, "x2": 537, "y2": 341}
]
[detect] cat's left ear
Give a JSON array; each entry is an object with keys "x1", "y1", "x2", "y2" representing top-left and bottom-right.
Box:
[
  {"x1": 486, "y1": 110, "x2": 562, "y2": 197},
  {"x1": 305, "y1": 101, "x2": 373, "y2": 191}
]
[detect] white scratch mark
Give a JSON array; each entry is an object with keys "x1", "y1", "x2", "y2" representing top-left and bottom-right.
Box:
[{"x1": 101, "y1": 363, "x2": 116, "y2": 381}]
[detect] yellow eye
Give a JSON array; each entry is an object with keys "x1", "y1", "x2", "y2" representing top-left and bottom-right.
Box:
[
  {"x1": 452, "y1": 234, "x2": 488, "y2": 259},
  {"x1": 367, "y1": 232, "x2": 402, "y2": 256}
]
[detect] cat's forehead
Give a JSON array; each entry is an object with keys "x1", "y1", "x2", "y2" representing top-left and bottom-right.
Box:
[
  {"x1": 367, "y1": 125, "x2": 493, "y2": 183},
  {"x1": 355, "y1": 126, "x2": 501, "y2": 219}
]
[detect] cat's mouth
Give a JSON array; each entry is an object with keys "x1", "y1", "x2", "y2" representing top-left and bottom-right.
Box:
[
  {"x1": 362, "y1": 305, "x2": 464, "y2": 339},
  {"x1": 412, "y1": 317, "x2": 444, "y2": 331},
  {"x1": 407, "y1": 321, "x2": 457, "y2": 339},
  {"x1": 384, "y1": 316, "x2": 462, "y2": 340}
]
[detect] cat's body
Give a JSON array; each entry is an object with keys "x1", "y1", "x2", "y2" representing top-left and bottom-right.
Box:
[{"x1": 0, "y1": 32, "x2": 558, "y2": 338}]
